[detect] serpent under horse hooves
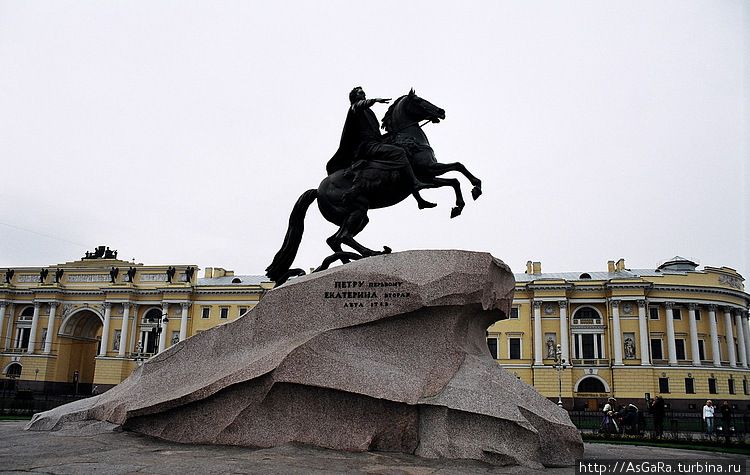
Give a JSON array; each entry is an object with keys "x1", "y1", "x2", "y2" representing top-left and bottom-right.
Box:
[{"x1": 266, "y1": 90, "x2": 482, "y2": 285}]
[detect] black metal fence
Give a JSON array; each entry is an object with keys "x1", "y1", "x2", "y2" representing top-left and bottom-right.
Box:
[
  {"x1": 0, "y1": 393, "x2": 92, "y2": 417},
  {"x1": 570, "y1": 410, "x2": 749, "y2": 440}
]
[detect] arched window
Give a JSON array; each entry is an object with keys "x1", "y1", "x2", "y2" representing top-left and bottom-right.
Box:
[
  {"x1": 20, "y1": 306, "x2": 34, "y2": 320},
  {"x1": 573, "y1": 307, "x2": 600, "y2": 321},
  {"x1": 577, "y1": 376, "x2": 606, "y2": 393},
  {"x1": 6, "y1": 363, "x2": 22, "y2": 378}
]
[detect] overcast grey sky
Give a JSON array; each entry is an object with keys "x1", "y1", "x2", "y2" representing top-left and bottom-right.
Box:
[{"x1": 1, "y1": 1, "x2": 747, "y2": 279}]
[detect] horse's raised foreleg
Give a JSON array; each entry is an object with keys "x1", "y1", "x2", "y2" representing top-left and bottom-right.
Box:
[{"x1": 427, "y1": 162, "x2": 482, "y2": 200}]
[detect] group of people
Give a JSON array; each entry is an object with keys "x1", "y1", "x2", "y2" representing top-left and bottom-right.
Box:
[
  {"x1": 600, "y1": 396, "x2": 735, "y2": 440},
  {"x1": 702, "y1": 399, "x2": 734, "y2": 439},
  {"x1": 600, "y1": 397, "x2": 643, "y2": 435}
]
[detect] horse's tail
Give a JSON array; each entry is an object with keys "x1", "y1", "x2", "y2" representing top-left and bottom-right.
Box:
[{"x1": 265, "y1": 189, "x2": 318, "y2": 284}]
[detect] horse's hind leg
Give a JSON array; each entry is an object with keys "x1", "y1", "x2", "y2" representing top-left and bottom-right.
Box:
[
  {"x1": 427, "y1": 162, "x2": 482, "y2": 200},
  {"x1": 328, "y1": 208, "x2": 385, "y2": 258},
  {"x1": 428, "y1": 177, "x2": 465, "y2": 218}
]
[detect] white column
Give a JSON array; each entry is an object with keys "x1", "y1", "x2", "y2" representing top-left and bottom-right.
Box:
[
  {"x1": 559, "y1": 301, "x2": 569, "y2": 363},
  {"x1": 611, "y1": 300, "x2": 623, "y2": 365},
  {"x1": 734, "y1": 310, "x2": 747, "y2": 368},
  {"x1": 3, "y1": 304, "x2": 13, "y2": 351},
  {"x1": 724, "y1": 307, "x2": 736, "y2": 367},
  {"x1": 179, "y1": 302, "x2": 189, "y2": 342},
  {"x1": 533, "y1": 301, "x2": 543, "y2": 365},
  {"x1": 43, "y1": 301, "x2": 57, "y2": 354},
  {"x1": 0, "y1": 302, "x2": 6, "y2": 353},
  {"x1": 708, "y1": 305, "x2": 721, "y2": 367},
  {"x1": 688, "y1": 304, "x2": 701, "y2": 366},
  {"x1": 27, "y1": 301, "x2": 41, "y2": 354},
  {"x1": 129, "y1": 304, "x2": 139, "y2": 354},
  {"x1": 99, "y1": 302, "x2": 112, "y2": 356},
  {"x1": 743, "y1": 312, "x2": 750, "y2": 365},
  {"x1": 158, "y1": 302, "x2": 168, "y2": 353},
  {"x1": 637, "y1": 300, "x2": 650, "y2": 366},
  {"x1": 118, "y1": 303, "x2": 130, "y2": 357},
  {"x1": 665, "y1": 302, "x2": 678, "y2": 365}
]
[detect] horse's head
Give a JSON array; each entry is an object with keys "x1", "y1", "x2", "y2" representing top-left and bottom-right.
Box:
[{"x1": 382, "y1": 89, "x2": 446, "y2": 132}]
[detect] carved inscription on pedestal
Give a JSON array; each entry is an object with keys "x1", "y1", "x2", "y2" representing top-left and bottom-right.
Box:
[{"x1": 323, "y1": 280, "x2": 411, "y2": 308}]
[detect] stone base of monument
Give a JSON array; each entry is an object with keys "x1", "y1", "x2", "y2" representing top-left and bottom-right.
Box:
[{"x1": 27, "y1": 250, "x2": 583, "y2": 468}]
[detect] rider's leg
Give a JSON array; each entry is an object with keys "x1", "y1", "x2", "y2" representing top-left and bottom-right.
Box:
[{"x1": 371, "y1": 143, "x2": 436, "y2": 208}]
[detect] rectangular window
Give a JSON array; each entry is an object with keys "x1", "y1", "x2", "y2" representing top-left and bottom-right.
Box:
[
  {"x1": 509, "y1": 338, "x2": 521, "y2": 359},
  {"x1": 650, "y1": 339, "x2": 663, "y2": 360},
  {"x1": 658, "y1": 377, "x2": 670, "y2": 394},
  {"x1": 708, "y1": 378, "x2": 717, "y2": 394},
  {"x1": 695, "y1": 309, "x2": 701, "y2": 320},
  {"x1": 675, "y1": 339, "x2": 686, "y2": 360},
  {"x1": 698, "y1": 340, "x2": 706, "y2": 361},
  {"x1": 685, "y1": 378, "x2": 695, "y2": 394},
  {"x1": 743, "y1": 379, "x2": 748, "y2": 395},
  {"x1": 220, "y1": 308, "x2": 229, "y2": 319},
  {"x1": 201, "y1": 307, "x2": 210, "y2": 319},
  {"x1": 238, "y1": 307, "x2": 248, "y2": 317},
  {"x1": 728, "y1": 379, "x2": 735, "y2": 395},
  {"x1": 673, "y1": 308, "x2": 682, "y2": 320},
  {"x1": 649, "y1": 307, "x2": 659, "y2": 320},
  {"x1": 486, "y1": 337, "x2": 498, "y2": 359},
  {"x1": 510, "y1": 307, "x2": 519, "y2": 319},
  {"x1": 16, "y1": 327, "x2": 31, "y2": 349}
]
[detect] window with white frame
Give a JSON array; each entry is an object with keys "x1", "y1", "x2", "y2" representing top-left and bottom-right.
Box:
[
  {"x1": 220, "y1": 307, "x2": 229, "y2": 319},
  {"x1": 649, "y1": 307, "x2": 659, "y2": 320},
  {"x1": 486, "y1": 336, "x2": 499, "y2": 359},
  {"x1": 574, "y1": 334, "x2": 604, "y2": 359},
  {"x1": 509, "y1": 307, "x2": 519, "y2": 319},
  {"x1": 238, "y1": 307, "x2": 248, "y2": 318},
  {"x1": 508, "y1": 337, "x2": 522, "y2": 359},
  {"x1": 201, "y1": 307, "x2": 210, "y2": 319},
  {"x1": 650, "y1": 338, "x2": 664, "y2": 360}
]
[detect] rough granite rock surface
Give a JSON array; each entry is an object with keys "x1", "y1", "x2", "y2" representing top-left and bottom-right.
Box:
[{"x1": 26, "y1": 250, "x2": 583, "y2": 468}]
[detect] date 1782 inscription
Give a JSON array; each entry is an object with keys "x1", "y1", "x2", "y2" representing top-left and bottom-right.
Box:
[{"x1": 324, "y1": 281, "x2": 411, "y2": 308}]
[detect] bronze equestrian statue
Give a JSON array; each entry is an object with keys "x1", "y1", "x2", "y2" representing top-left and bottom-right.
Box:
[{"x1": 267, "y1": 88, "x2": 482, "y2": 285}]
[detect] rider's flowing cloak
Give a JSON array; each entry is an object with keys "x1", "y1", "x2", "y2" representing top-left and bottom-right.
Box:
[{"x1": 326, "y1": 99, "x2": 406, "y2": 175}]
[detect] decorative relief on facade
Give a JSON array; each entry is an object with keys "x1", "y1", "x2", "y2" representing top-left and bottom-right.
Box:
[
  {"x1": 543, "y1": 303, "x2": 555, "y2": 315},
  {"x1": 68, "y1": 274, "x2": 110, "y2": 283},
  {"x1": 719, "y1": 274, "x2": 743, "y2": 290},
  {"x1": 17, "y1": 275, "x2": 38, "y2": 283},
  {"x1": 623, "y1": 333, "x2": 636, "y2": 359},
  {"x1": 545, "y1": 333, "x2": 557, "y2": 358},
  {"x1": 622, "y1": 302, "x2": 633, "y2": 315},
  {"x1": 141, "y1": 274, "x2": 168, "y2": 282}
]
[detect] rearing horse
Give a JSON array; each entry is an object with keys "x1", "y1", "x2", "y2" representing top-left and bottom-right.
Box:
[{"x1": 266, "y1": 90, "x2": 482, "y2": 285}]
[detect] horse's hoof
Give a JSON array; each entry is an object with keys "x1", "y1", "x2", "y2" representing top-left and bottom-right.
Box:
[
  {"x1": 450, "y1": 207, "x2": 462, "y2": 218},
  {"x1": 383, "y1": 246, "x2": 392, "y2": 254},
  {"x1": 472, "y1": 186, "x2": 482, "y2": 200}
]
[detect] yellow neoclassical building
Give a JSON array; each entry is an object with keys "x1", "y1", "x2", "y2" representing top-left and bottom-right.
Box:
[
  {"x1": 0, "y1": 247, "x2": 272, "y2": 394},
  {"x1": 488, "y1": 257, "x2": 750, "y2": 411},
  {"x1": 2, "y1": 250, "x2": 749, "y2": 413}
]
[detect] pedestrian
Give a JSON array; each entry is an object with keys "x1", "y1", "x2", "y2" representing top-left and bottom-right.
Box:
[
  {"x1": 650, "y1": 396, "x2": 665, "y2": 438},
  {"x1": 702, "y1": 400, "x2": 715, "y2": 435},
  {"x1": 600, "y1": 397, "x2": 618, "y2": 434},
  {"x1": 719, "y1": 401, "x2": 732, "y2": 444}
]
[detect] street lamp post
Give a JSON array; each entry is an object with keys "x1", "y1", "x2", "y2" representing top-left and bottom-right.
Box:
[
  {"x1": 553, "y1": 343, "x2": 568, "y2": 408},
  {"x1": 134, "y1": 313, "x2": 169, "y2": 365}
]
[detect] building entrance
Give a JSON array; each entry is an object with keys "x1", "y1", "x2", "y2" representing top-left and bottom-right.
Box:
[{"x1": 56, "y1": 309, "x2": 103, "y2": 395}]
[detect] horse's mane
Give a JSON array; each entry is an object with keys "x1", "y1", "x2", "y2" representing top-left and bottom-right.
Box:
[{"x1": 381, "y1": 95, "x2": 405, "y2": 133}]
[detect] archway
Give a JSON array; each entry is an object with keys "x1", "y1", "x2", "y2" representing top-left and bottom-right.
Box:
[
  {"x1": 56, "y1": 309, "x2": 103, "y2": 394},
  {"x1": 575, "y1": 375, "x2": 610, "y2": 393},
  {"x1": 3, "y1": 362, "x2": 22, "y2": 395}
]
